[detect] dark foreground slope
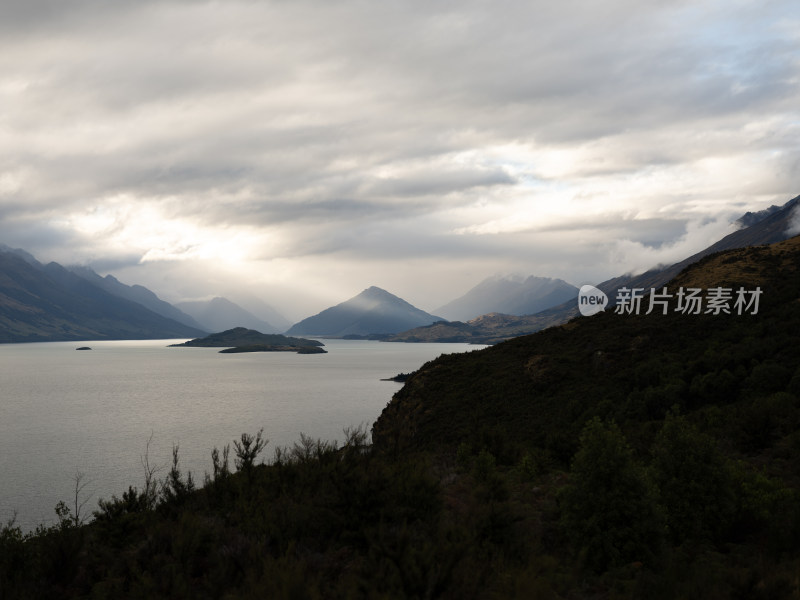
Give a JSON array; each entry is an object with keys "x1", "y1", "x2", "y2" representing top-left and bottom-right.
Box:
[
  {"x1": 374, "y1": 235, "x2": 800, "y2": 457},
  {"x1": 4, "y1": 237, "x2": 800, "y2": 599}
]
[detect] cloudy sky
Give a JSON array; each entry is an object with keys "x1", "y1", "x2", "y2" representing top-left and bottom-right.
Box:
[{"x1": 1, "y1": 0, "x2": 798, "y2": 320}]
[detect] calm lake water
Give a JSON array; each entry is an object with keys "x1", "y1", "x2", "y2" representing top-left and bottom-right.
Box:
[{"x1": 0, "y1": 338, "x2": 486, "y2": 531}]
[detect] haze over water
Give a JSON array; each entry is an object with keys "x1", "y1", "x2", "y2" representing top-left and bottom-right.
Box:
[{"x1": 0, "y1": 339, "x2": 484, "y2": 531}]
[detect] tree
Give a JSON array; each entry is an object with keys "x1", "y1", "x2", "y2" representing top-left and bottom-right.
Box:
[
  {"x1": 160, "y1": 445, "x2": 195, "y2": 505},
  {"x1": 650, "y1": 411, "x2": 735, "y2": 543},
  {"x1": 234, "y1": 428, "x2": 268, "y2": 474},
  {"x1": 71, "y1": 470, "x2": 92, "y2": 526},
  {"x1": 559, "y1": 417, "x2": 664, "y2": 572}
]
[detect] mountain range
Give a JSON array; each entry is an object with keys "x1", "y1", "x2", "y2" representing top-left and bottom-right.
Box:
[
  {"x1": 0, "y1": 194, "x2": 797, "y2": 343},
  {"x1": 69, "y1": 266, "x2": 206, "y2": 331},
  {"x1": 0, "y1": 250, "x2": 205, "y2": 343},
  {"x1": 434, "y1": 275, "x2": 577, "y2": 322},
  {"x1": 286, "y1": 286, "x2": 444, "y2": 337},
  {"x1": 390, "y1": 194, "x2": 800, "y2": 343}
]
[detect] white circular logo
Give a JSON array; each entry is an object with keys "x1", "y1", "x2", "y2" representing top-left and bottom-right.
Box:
[{"x1": 578, "y1": 285, "x2": 608, "y2": 316}]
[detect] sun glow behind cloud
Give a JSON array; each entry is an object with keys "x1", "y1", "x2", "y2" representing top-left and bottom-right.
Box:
[{"x1": 66, "y1": 198, "x2": 267, "y2": 269}]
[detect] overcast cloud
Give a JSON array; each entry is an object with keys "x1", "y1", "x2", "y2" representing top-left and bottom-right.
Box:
[{"x1": 1, "y1": 0, "x2": 798, "y2": 319}]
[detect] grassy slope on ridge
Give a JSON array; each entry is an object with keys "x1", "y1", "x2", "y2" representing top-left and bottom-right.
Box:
[{"x1": 373, "y1": 235, "x2": 800, "y2": 461}]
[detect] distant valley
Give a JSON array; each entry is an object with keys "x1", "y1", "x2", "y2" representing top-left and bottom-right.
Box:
[{"x1": 175, "y1": 297, "x2": 282, "y2": 334}]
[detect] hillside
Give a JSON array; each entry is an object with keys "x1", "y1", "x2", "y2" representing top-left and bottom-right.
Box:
[
  {"x1": 391, "y1": 194, "x2": 800, "y2": 343},
  {"x1": 69, "y1": 266, "x2": 207, "y2": 332},
  {"x1": 373, "y1": 234, "x2": 800, "y2": 455},
  {"x1": 286, "y1": 286, "x2": 443, "y2": 337},
  {"x1": 0, "y1": 250, "x2": 205, "y2": 342}
]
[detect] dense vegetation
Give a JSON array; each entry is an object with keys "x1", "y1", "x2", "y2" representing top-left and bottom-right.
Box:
[{"x1": 2, "y1": 237, "x2": 800, "y2": 598}]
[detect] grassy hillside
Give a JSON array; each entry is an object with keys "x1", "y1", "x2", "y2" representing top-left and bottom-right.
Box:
[
  {"x1": 3, "y1": 236, "x2": 800, "y2": 598},
  {"x1": 374, "y1": 236, "x2": 800, "y2": 460}
]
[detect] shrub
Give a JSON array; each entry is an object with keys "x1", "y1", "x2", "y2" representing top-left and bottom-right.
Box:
[
  {"x1": 650, "y1": 412, "x2": 735, "y2": 543},
  {"x1": 559, "y1": 417, "x2": 665, "y2": 572},
  {"x1": 233, "y1": 429, "x2": 268, "y2": 473}
]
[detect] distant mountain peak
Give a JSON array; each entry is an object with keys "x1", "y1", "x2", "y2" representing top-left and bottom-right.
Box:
[
  {"x1": 286, "y1": 287, "x2": 442, "y2": 337},
  {"x1": 0, "y1": 244, "x2": 41, "y2": 266},
  {"x1": 736, "y1": 204, "x2": 784, "y2": 229},
  {"x1": 175, "y1": 296, "x2": 283, "y2": 334},
  {"x1": 358, "y1": 286, "x2": 410, "y2": 303},
  {"x1": 435, "y1": 274, "x2": 578, "y2": 322}
]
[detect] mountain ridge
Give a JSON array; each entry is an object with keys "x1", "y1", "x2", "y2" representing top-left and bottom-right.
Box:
[
  {"x1": 69, "y1": 266, "x2": 207, "y2": 332},
  {"x1": 0, "y1": 250, "x2": 206, "y2": 342},
  {"x1": 389, "y1": 194, "x2": 800, "y2": 343}
]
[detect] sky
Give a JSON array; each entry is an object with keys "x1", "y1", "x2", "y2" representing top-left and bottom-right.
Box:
[{"x1": 1, "y1": 0, "x2": 798, "y2": 321}]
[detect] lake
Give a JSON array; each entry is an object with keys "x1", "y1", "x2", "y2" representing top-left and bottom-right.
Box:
[{"x1": 0, "y1": 338, "x2": 486, "y2": 531}]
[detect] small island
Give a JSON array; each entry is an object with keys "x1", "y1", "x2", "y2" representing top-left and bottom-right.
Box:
[
  {"x1": 381, "y1": 371, "x2": 414, "y2": 382},
  {"x1": 170, "y1": 327, "x2": 326, "y2": 354},
  {"x1": 219, "y1": 344, "x2": 326, "y2": 354}
]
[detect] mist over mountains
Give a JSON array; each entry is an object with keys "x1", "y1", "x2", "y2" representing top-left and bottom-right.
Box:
[
  {"x1": 435, "y1": 275, "x2": 577, "y2": 322},
  {"x1": 286, "y1": 286, "x2": 444, "y2": 337},
  {"x1": 175, "y1": 297, "x2": 282, "y2": 334},
  {"x1": 391, "y1": 194, "x2": 800, "y2": 343},
  {"x1": 0, "y1": 195, "x2": 798, "y2": 343}
]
